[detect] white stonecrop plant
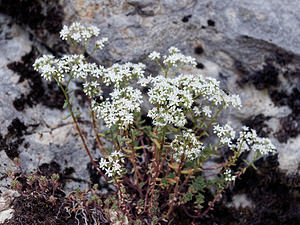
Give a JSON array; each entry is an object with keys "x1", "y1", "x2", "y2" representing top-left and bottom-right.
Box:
[
  {"x1": 33, "y1": 22, "x2": 277, "y2": 223},
  {"x1": 33, "y1": 21, "x2": 276, "y2": 177}
]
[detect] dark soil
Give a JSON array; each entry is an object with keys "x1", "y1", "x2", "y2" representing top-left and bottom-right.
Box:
[
  {"x1": 3, "y1": 162, "x2": 82, "y2": 225},
  {"x1": 4, "y1": 195, "x2": 79, "y2": 225}
]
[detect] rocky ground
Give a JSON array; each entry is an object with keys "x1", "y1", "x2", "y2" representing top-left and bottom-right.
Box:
[{"x1": 0, "y1": 0, "x2": 299, "y2": 224}]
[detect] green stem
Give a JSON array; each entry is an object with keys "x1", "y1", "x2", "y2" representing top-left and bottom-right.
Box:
[
  {"x1": 57, "y1": 80, "x2": 109, "y2": 182},
  {"x1": 198, "y1": 104, "x2": 224, "y2": 139},
  {"x1": 87, "y1": 96, "x2": 109, "y2": 155}
]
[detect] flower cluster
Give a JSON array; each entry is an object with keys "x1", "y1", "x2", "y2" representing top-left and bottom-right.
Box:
[
  {"x1": 148, "y1": 51, "x2": 160, "y2": 61},
  {"x1": 75, "y1": 62, "x2": 104, "y2": 97},
  {"x1": 171, "y1": 130, "x2": 204, "y2": 162},
  {"x1": 146, "y1": 75, "x2": 193, "y2": 127},
  {"x1": 141, "y1": 72, "x2": 242, "y2": 127},
  {"x1": 213, "y1": 124, "x2": 236, "y2": 147},
  {"x1": 95, "y1": 37, "x2": 108, "y2": 50},
  {"x1": 235, "y1": 127, "x2": 276, "y2": 156},
  {"x1": 33, "y1": 54, "x2": 86, "y2": 82},
  {"x1": 102, "y1": 62, "x2": 146, "y2": 88},
  {"x1": 33, "y1": 55, "x2": 56, "y2": 81},
  {"x1": 193, "y1": 77, "x2": 241, "y2": 109},
  {"x1": 148, "y1": 47, "x2": 196, "y2": 67},
  {"x1": 223, "y1": 169, "x2": 236, "y2": 182},
  {"x1": 163, "y1": 47, "x2": 197, "y2": 67},
  {"x1": 193, "y1": 105, "x2": 212, "y2": 118},
  {"x1": 99, "y1": 151, "x2": 125, "y2": 177},
  {"x1": 92, "y1": 87, "x2": 143, "y2": 129},
  {"x1": 60, "y1": 22, "x2": 100, "y2": 42}
]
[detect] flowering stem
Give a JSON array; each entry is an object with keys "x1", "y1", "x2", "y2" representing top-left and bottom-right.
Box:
[
  {"x1": 166, "y1": 159, "x2": 184, "y2": 218},
  {"x1": 87, "y1": 96, "x2": 109, "y2": 155},
  {"x1": 129, "y1": 129, "x2": 143, "y2": 183},
  {"x1": 57, "y1": 81, "x2": 109, "y2": 182},
  {"x1": 198, "y1": 104, "x2": 224, "y2": 139}
]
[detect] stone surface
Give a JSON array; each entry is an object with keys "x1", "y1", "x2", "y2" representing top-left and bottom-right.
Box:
[
  {"x1": 0, "y1": 151, "x2": 18, "y2": 195},
  {"x1": 227, "y1": 194, "x2": 253, "y2": 209},
  {"x1": 0, "y1": 208, "x2": 14, "y2": 223}
]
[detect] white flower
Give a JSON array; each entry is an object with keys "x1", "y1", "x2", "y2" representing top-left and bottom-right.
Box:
[
  {"x1": 202, "y1": 106, "x2": 212, "y2": 118},
  {"x1": 33, "y1": 55, "x2": 61, "y2": 82},
  {"x1": 59, "y1": 22, "x2": 100, "y2": 43},
  {"x1": 137, "y1": 76, "x2": 151, "y2": 87},
  {"x1": 213, "y1": 124, "x2": 236, "y2": 147},
  {"x1": 224, "y1": 169, "x2": 236, "y2": 182},
  {"x1": 168, "y1": 46, "x2": 180, "y2": 54},
  {"x1": 234, "y1": 126, "x2": 276, "y2": 156},
  {"x1": 146, "y1": 75, "x2": 195, "y2": 127},
  {"x1": 60, "y1": 25, "x2": 70, "y2": 41},
  {"x1": 99, "y1": 158, "x2": 109, "y2": 168},
  {"x1": 162, "y1": 47, "x2": 196, "y2": 67},
  {"x1": 193, "y1": 106, "x2": 201, "y2": 116},
  {"x1": 252, "y1": 137, "x2": 276, "y2": 155},
  {"x1": 171, "y1": 130, "x2": 203, "y2": 162},
  {"x1": 96, "y1": 37, "x2": 108, "y2": 50},
  {"x1": 99, "y1": 151, "x2": 125, "y2": 178},
  {"x1": 102, "y1": 62, "x2": 146, "y2": 88},
  {"x1": 93, "y1": 87, "x2": 143, "y2": 129},
  {"x1": 149, "y1": 51, "x2": 161, "y2": 60}
]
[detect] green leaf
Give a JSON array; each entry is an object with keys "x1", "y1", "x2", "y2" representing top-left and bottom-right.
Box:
[
  {"x1": 117, "y1": 135, "x2": 122, "y2": 145},
  {"x1": 195, "y1": 193, "x2": 205, "y2": 205},
  {"x1": 166, "y1": 173, "x2": 176, "y2": 179},
  {"x1": 149, "y1": 133, "x2": 159, "y2": 139},
  {"x1": 62, "y1": 113, "x2": 72, "y2": 120},
  {"x1": 161, "y1": 177, "x2": 168, "y2": 184},
  {"x1": 191, "y1": 176, "x2": 206, "y2": 192},
  {"x1": 67, "y1": 89, "x2": 74, "y2": 95},
  {"x1": 69, "y1": 95, "x2": 74, "y2": 105},
  {"x1": 183, "y1": 192, "x2": 193, "y2": 203},
  {"x1": 63, "y1": 100, "x2": 68, "y2": 109}
]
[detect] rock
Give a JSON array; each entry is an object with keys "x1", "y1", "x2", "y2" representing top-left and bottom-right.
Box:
[
  {"x1": 0, "y1": 151, "x2": 18, "y2": 195},
  {"x1": 0, "y1": 150, "x2": 19, "y2": 223},
  {"x1": 0, "y1": 209, "x2": 14, "y2": 223},
  {"x1": 226, "y1": 194, "x2": 253, "y2": 209}
]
